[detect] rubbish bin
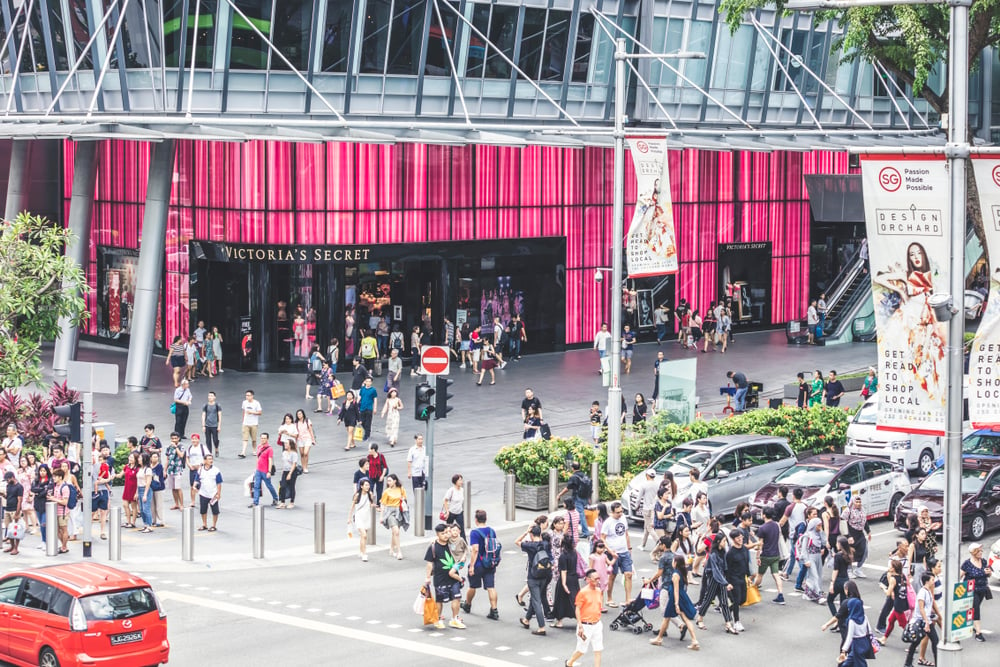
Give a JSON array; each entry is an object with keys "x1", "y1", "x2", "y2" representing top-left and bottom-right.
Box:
[{"x1": 746, "y1": 382, "x2": 763, "y2": 410}]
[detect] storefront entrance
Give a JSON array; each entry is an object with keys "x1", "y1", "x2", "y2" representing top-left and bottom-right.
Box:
[{"x1": 190, "y1": 238, "x2": 566, "y2": 371}]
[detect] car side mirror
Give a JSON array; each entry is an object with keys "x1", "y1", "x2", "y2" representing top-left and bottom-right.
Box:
[
  {"x1": 838, "y1": 483, "x2": 850, "y2": 491},
  {"x1": 716, "y1": 470, "x2": 730, "y2": 479},
  {"x1": 990, "y1": 485, "x2": 1000, "y2": 498}
]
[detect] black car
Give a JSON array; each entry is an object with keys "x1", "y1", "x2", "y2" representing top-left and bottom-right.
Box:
[{"x1": 894, "y1": 457, "x2": 1000, "y2": 540}]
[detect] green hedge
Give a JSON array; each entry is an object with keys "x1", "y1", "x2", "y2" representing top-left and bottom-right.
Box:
[{"x1": 494, "y1": 406, "x2": 852, "y2": 500}]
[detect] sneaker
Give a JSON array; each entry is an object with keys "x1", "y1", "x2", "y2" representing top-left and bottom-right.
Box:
[
  {"x1": 794, "y1": 587, "x2": 805, "y2": 593},
  {"x1": 975, "y1": 633, "x2": 985, "y2": 642},
  {"x1": 638, "y1": 544, "x2": 645, "y2": 551},
  {"x1": 854, "y1": 568, "x2": 867, "y2": 579},
  {"x1": 433, "y1": 620, "x2": 446, "y2": 630},
  {"x1": 772, "y1": 594, "x2": 785, "y2": 605},
  {"x1": 848, "y1": 568, "x2": 857, "y2": 579},
  {"x1": 460, "y1": 602, "x2": 471, "y2": 614},
  {"x1": 487, "y1": 608, "x2": 499, "y2": 621},
  {"x1": 735, "y1": 621, "x2": 745, "y2": 632},
  {"x1": 361, "y1": 554, "x2": 368, "y2": 562},
  {"x1": 460, "y1": 363, "x2": 466, "y2": 369},
  {"x1": 449, "y1": 618, "x2": 466, "y2": 629}
]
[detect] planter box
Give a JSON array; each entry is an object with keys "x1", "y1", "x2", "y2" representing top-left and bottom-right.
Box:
[{"x1": 506, "y1": 482, "x2": 567, "y2": 511}]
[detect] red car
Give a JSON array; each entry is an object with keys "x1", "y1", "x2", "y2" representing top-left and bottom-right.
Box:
[{"x1": 0, "y1": 563, "x2": 169, "y2": 667}]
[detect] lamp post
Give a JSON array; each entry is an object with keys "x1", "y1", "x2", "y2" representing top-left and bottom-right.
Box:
[
  {"x1": 785, "y1": 2, "x2": 969, "y2": 664},
  {"x1": 607, "y1": 40, "x2": 704, "y2": 476}
]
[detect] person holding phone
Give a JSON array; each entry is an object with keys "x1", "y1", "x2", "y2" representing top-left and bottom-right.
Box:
[{"x1": 194, "y1": 454, "x2": 223, "y2": 532}]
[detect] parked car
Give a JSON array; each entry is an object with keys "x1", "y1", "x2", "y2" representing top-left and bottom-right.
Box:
[
  {"x1": 893, "y1": 457, "x2": 1000, "y2": 541},
  {"x1": 620, "y1": 435, "x2": 796, "y2": 522},
  {"x1": 751, "y1": 453, "x2": 912, "y2": 522},
  {"x1": 845, "y1": 396, "x2": 942, "y2": 475},
  {"x1": 930, "y1": 428, "x2": 1000, "y2": 471},
  {"x1": 0, "y1": 562, "x2": 169, "y2": 667}
]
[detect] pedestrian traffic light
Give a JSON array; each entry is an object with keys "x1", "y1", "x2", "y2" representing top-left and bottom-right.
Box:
[
  {"x1": 415, "y1": 383, "x2": 436, "y2": 421},
  {"x1": 435, "y1": 377, "x2": 454, "y2": 420},
  {"x1": 53, "y1": 402, "x2": 82, "y2": 442}
]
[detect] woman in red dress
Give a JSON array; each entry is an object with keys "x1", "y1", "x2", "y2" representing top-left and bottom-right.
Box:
[{"x1": 121, "y1": 452, "x2": 139, "y2": 528}]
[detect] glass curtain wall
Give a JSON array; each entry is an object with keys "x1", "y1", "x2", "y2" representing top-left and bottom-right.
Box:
[
  {"x1": 360, "y1": 0, "x2": 426, "y2": 75},
  {"x1": 163, "y1": 0, "x2": 216, "y2": 67}
]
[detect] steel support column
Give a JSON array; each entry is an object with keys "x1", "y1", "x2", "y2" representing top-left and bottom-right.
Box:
[
  {"x1": 53, "y1": 142, "x2": 99, "y2": 376},
  {"x1": 4, "y1": 141, "x2": 30, "y2": 220},
  {"x1": 125, "y1": 139, "x2": 176, "y2": 391}
]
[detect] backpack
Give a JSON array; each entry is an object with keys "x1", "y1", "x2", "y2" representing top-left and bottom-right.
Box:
[
  {"x1": 390, "y1": 332, "x2": 404, "y2": 350},
  {"x1": 530, "y1": 545, "x2": 553, "y2": 579},
  {"x1": 479, "y1": 528, "x2": 502, "y2": 570},
  {"x1": 539, "y1": 422, "x2": 552, "y2": 441},
  {"x1": 575, "y1": 473, "x2": 593, "y2": 501},
  {"x1": 361, "y1": 339, "x2": 375, "y2": 357},
  {"x1": 576, "y1": 551, "x2": 588, "y2": 578},
  {"x1": 65, "y1": 483, "x2": 78, "y2": 510},
  {"x1": 310, "y1": 354, "x2": 322, "y2": 372}
]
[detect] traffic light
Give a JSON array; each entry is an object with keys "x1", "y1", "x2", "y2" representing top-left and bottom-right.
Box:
[
  {"x1": 415, "y1": 383, "x2": 436, "y2": 421},
  {"x1": 53, "y1": 402, "x2": 82, "y2": 442},
  {"x1": 435, "y1": 377, "x2": 454, "y2": 420}
]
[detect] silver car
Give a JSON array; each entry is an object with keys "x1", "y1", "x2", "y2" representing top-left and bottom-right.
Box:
[{"x1": 621, "y1": 435, "x2": 797, "y2": 522}]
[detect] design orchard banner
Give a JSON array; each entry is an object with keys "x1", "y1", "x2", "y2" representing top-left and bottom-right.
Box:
[
  {"x1": 861, "y1": 156, "x2": 950, "y2": 435},
  {"x1": 626, "y1": 137, "x2": 678, "y2": 277},
  {"x1": 968, "y1": 157, "x2": 1000, "y2": 427}
]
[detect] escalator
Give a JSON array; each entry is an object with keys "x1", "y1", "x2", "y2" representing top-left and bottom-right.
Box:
[{"x1": 817, "y1": 249, "x2": 872, "y2": 344}]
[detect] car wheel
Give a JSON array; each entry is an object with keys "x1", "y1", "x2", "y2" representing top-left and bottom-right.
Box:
[
  {"x1": 917, "y1": 450, "x2": 935, "y2": 476},
  {"x1": 970, "y1": 514, "x2": 987, "y2": 541},
  {"x1": 39, "y1": 647, "x2": 60, "y2": 667},
  {"x1": 888, "y1": 493, "x2": 904, "y2": 522}
]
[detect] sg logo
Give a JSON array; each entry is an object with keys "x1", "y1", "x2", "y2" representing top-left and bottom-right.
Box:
[{"x1": 878, "y1": 166, "x2": 902, "y2": 192}]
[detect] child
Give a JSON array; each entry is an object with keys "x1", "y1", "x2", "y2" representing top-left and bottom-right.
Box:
[
  {"x1": 588, "y1": 540, "x2": 617, "y2": 612},
  {"x1": 589, "y1": 401, "x2": 603, "y2": 444}
]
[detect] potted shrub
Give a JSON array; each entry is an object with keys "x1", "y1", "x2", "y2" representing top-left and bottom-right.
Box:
[{"x1": 494, "y1": 437, "x2": 595, "y2": 510}]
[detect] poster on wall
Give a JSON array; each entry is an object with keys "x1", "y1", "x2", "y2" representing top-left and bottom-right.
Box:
[
  {"x1": 626, "y1": 137, "x2": 678, "y2": 278},
  {"x1": 860, "y1": 156, "x2": 950, "y2": 435},
  {"x1": 718, "y1": 242, "x2": 772, "y2": 328},
  {"x1": 96, "y1": 248, "x2": 139, "y2": 342},
  {"x1": 968, "y1": 157, "x2": 1000, "y2": 427}
]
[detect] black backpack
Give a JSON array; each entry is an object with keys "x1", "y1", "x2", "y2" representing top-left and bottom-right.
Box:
[
  {"x1": 530, "y1": 545, "x2": 552, "y2": 579},
  {"x1": 575, "y1": 473, "x2": 593, "y2": 501}
]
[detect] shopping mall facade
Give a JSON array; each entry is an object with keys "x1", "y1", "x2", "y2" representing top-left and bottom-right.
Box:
[{"x1": 0, "y1": 0, "x2": 995, "y2": 384}]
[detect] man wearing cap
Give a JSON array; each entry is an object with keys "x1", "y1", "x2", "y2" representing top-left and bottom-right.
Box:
[
  {"x1": 566, "y1": 569, "x2": 604, "y2": 667},
  {"x1": 0, "y1": 471, "x2": 23, "y2": 555},
  {"x1": 186, "y1": 434, "x2": 209, "y2": 508},
  {"x1": 424, "y1": 523, "x2": 465, "y2": 630},
  {"x1": 639, "y1": 469, "x2": 660, "y2": 551}
]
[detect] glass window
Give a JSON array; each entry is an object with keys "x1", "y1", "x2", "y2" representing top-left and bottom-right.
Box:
[
  {"x1": 649, "y1": 17, "x2": 683, "y2": 87},
  {"x1": 540, "y1": 10, "x2": 569, "y2": 81},
  {"x1": 229, "y1": 0, "x2": 270, "y2": 70},
  {"x1": 464, "y1": 3, "x2": 488, "y2": 77},
  {"x1": 21, "y1": 579, "x2": 54, "y2": 612},
  {"x1": 120, "y1": 0, "x2": 162, "y2": 69},
  {"x1": 79, "y1": 588, "x2": 158, "y2": 620},
  {"x1": 67, "y1": 0, "x2": 92, "y2": 69},
  {"x1": 320, "y1": 0, "x2": 352, "y2": 73},
  {"x1": 424, "y1": 1, "x2": 458, "y2": 76},
  {"x1": 571, "y1": 14, "x2": 593, "y2": 83},
  {"x1": 711, "y1": 24, "x2": 753, "y2": 90},
  {"x1": 49, "y1": 590, "x2": 72, "y2": 617},
  {"x1": 767, "y1": 443, "x2": 793, "y2": 462},
  {"x1": 706, "y1": 450, "x2": 740, "y2": 478},
  {"x1": 0, "y1": 577, "x2": 22, "y2": 605},
  {"x1": 35, "y1": 1, "x2": 69, "y2": 70},
  {"x1": 962, "y1": 433, "x2": 1000, "y2": 457},
  {"x1": 518, "y1": 8, "x2": 545, "y2": 80},
  {"x1": 163, "y1": 0, "x2": 215, "y2": 68},
  {"x1": 862, "y1": 460, "x2": 890, "y2": 479},
  {"x1": 774, "y1": 28, "x2": 810, "y2": 92},
  {"x1": 386, "y1": 0, "x2": 425, "y2": 75},
  {"x1": 684, "y1": 20, "x2": 712, "y2": 87},
  {"x1": 271, "y1": 0, "x2": 313, "y2": 71},
  {"x1": 833, "y1": 463, "x2": 863, "y2": 487},
  {"x1": 774, "y1": 464, "x2": 836, "y2": 486},
  {"x1": 485, "y1": 4, "x2": 517, "y2": 79},
  {"x1": 360, "y1": 0, "x2": 390, "y2": 73}
]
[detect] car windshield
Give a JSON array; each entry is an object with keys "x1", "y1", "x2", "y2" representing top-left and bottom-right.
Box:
[
  {"x1": 79, "y1": 588, "x2": 158, "y2": 621},
  {"x1": 962, "y1": 434, "x2": 1000, "y2": 457},
  {"x1": 917, "y1": 468, "x2": 989, "y2": 495},
  {"x1": 773, "y1": 464, "x2": 836, "y2": 487},
  {"x1": 653, "y1": 447, "x2": 712, "y2": 474},
  {"x1": 853, "y1": 401, "x2": 878, "y2": 426}
]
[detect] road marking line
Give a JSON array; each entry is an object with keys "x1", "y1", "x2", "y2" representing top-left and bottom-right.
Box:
[
  {"x1": 325, "y1": 611, "x2": 341, "y2": 617},
  {"x1": 267, "y1": 601, "x2": 282, "y2": 606},
  {"x1": 195, "y1": 586, "x2": 210, "y2": 591},
  {"x1": 286, "y1": 605, "x2": 301, "y2": 610},
  {"x1": 542, "y1": 657, "x2": 559, "y2": 662},
  {"x1": 869, "y1": 528, "x2": 898, "y2": 537},
  {"x1": 230, "y1": 594, "x2": 245, "y2": 599},
  {"x1": 306, "y1": 608, "x2": 322, "y2": 613},
  {"x1": 160, "y1": 579, "x2": 174, "y2": 584},
  {"x1": 387, "y1": 623, "x2": 401, "y2": 629},
  {"x1": 517, "y1": 651, "x2": 534, "y2": 657},
  {"x1": 366, "y1": 619, "x2": 381, "y2": 624},
  {"x1": 495, "y1": 646, "x2": 511, "y2": 651},
  {"x1": 473, "y1": 641, "x2": 489, "y2": 646},
  {"x1": 212, "y1": 590, "x2": 227, "y2": 595},
  {"x1": 346, "y1": 616, "x2": 362, "y2": 620},
  {"x1": 178, "y1": 583, "x2": 192, "y2": 588},
  {"x1": 248, "y1": 597, "x2": 262, "y2": 602},
  {"x1": 159, "y1": 592, "x2": 528, "y2": 666},
  {"x1": 408, "y1": 628, "x2": 423, "y2": 633},
  {"x1": 450, "y1": 637, "x2": 466, "y2": 642}
]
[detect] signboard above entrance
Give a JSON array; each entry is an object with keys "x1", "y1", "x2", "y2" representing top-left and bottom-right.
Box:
[{"x1": 197, "y1": 242, "x2": 377, "y2": 263}]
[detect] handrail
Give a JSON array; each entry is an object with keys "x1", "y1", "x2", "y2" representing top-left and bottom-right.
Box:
[
  {"x1": 822, "y1": 246, "x2": 864, "y2": 313},
  {"x1": 826, "y1": 277, "x2": 871, "y2": 339}
]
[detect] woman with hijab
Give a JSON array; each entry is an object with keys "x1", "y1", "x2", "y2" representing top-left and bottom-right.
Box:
[
  {"x1": 839, "y1": 597, "x2": 873, "y2": 667},
  {"x1": 802, "y1": 517, "x2": 826, "y2": 603}
]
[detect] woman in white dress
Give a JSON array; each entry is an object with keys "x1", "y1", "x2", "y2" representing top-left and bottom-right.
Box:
[
  {"x1": 294, "y1": 409, "x2": 316, "y2": 473},
  {"x1": 348, "y1": 478, "x2": 375, "y2": 562},
  {"x1": 277, "y1": 413, "x2": 298, "y2": 450},
  {"x1": 380, "y1": 388, "x2": 403, "y2": 447}
]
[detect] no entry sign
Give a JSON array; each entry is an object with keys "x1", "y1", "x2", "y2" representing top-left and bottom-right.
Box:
[{"x1": 420, "y1": 345, "x2": 450, "y2": 375}]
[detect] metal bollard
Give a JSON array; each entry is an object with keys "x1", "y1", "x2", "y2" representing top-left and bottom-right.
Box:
[
  {"x1": 252, "y1": 505, "x2": 265, "y2": 559},
  {"x1": 464, "y1": 481, "x2": 473, "y2": 531},
  {"x1": 45, "y1": 501, "x2": 58, "y2": 557},
  {"x1": 367, "y1": 503, "x2": 376, "y2": 546},
  {"x1": 414, "y1": 486, "x2": 426, "y2": 536},
  {"x1": 591, "y1": 461, "x2": 600, "y2": 505},
  {"x1": 314, "y1": 502, "x2": 326, "y2": 554},
  {"x1": 505, "y1": 473, "x2": 516, "y2": 521},
  {"x1": 108, "y1": 506, "x2": 122, "y2": 561},
  {"x1": 548, "y1": 468, "x2": 558, "y2": 512},
  {"x1": 181, "y1": 507, "x2": 194, "y2": 562}
]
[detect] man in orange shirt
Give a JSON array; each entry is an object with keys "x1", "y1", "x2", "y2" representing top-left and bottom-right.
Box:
[{"x1": 566, "y1": 569, "x2": 604, "y2": 667}]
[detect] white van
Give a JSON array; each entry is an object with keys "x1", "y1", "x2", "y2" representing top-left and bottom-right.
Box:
[{"x1": 844, "y1": 395, "x2": 941, "y2": 475}]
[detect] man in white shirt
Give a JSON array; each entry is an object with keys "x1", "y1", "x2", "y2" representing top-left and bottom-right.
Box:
[
  {"x1": 593, "y1": 323, "x2": 611, "y2": 374},
  {"x1": 194, "y1": 454, "x2": 223, "y2": 531},
  {"x1": 686, "y1": 468, "x2": 709, "y2": 506},
  {"x1": 807, "y1": 300, "x2": 819, "y2": 345},
  {"x1": 239, "y1": 390, "x2": 262, "y2": 459},
  {"x1": 600, "y1": 502, "x2": 633, "y2": 607},
  {"x1": 2, "y1": 424, "x2": 23, "y2": 458},
  {"x1": 407, "y1": 434, "x2": 428, "y2": 492},
  {"x1": 186, "y1": 434, "x2": 209, "y2": 508},
  {"x1": 638, "y1": 469, "x2": 660, "y2": 551}
]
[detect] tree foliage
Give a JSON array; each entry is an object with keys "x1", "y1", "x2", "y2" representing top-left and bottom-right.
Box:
[{"x1": 0, "y1": 212, "x2": 88, "y2": 389}]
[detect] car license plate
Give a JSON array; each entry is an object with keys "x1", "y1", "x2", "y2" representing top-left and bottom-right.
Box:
[{"x1": 110, "y1": 631, "x2": 143, "y2": 645}]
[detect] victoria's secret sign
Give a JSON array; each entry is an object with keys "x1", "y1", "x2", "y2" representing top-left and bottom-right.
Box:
[{"x1": 213, "y1": 244, "x2": 374, "y2": 263}]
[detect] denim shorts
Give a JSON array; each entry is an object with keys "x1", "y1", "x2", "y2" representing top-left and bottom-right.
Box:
[
  {"x1": 612, "y1": 550, "x2": 634, "y2": 575},
  {"x1": 435, "y1": 581, "x2": 462, "y2": 602}
]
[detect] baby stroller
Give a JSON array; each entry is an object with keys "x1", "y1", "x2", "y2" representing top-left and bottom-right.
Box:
[{"x1": 609, "y1": 589, "x2": 655, "y2": 634}]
